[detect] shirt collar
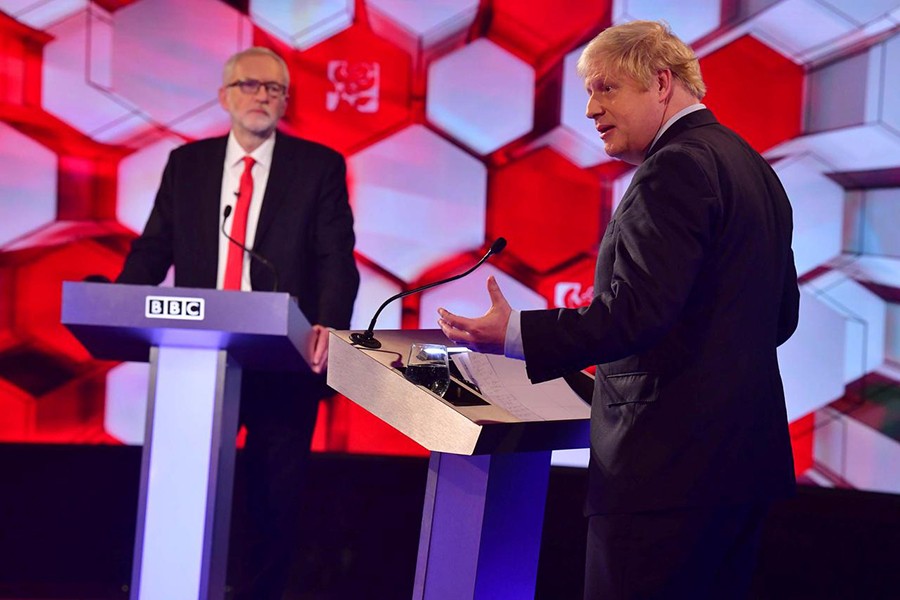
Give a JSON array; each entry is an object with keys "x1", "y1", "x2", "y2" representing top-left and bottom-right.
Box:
[
  {"x1": 225, "y1": 130, "x2": 276, "y2": 170},
  {"x1": 648, "y1": 103, "x2": 706, "y2": 154}
]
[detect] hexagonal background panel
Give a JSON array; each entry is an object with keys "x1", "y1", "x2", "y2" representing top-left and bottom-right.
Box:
[
  {"x1": 250, "y1": 0, "x2": 353, "y2": 51},
  {"x1": 117, "y1": 134, "x2": 184, "y2": 233},
  {"x1": 0, "y1": 121, "x2": 57, "y2": 247},
  {"x1": 282, "y1": 22, "x2": 412, "y2": 154},
  {"x1": 427, "y1": 39, "x2": 534, "y2": 155},
  {"x1": 551, "y1": 43, "x2": 611, "y2": 168},
  {"x1": 778, "y1": 285, "x2": 847, "y2": 421},
  {"x1": 111, "y1": 0, "x2": 248, "y2": 136},
  {"x1": 773, "y1": 153, "x2": 845, "y2": 277},
  {"x1": 613, "y1": 0, "x2": 721, "y2": 44},
  {"x1": 41, "y1": 7, "x2": 148, "y2": 143},
  {"x1": 367, "y1": 0, "x2": 479, "y2": 61},
  {"x1": 487, "y1": 0, "x2": 609, "y2": 74},
  {"x1": 1, "y1": 1, "x2": 899, "y2": 493},
  {"x1": 488, "y1": 147, "x2": 603, "y2": 274},
  {"x1": 348, "y1": 124, "x2": 486, "y2": 282}
]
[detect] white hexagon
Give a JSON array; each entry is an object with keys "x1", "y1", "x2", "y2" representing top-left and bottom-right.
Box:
[
  {"x1": 778, "y1": 285, "x2": 846, "y2": 421},
  {"x1": 811, "y1": 270, "x2": 887, "y2": 382},
  {"x1": 856, "y1": 188, "x2": 900, "y2": 257},
  {"x1": 0, "y1": 0, "x2": 85, "y2": 29},
  {"x1": 815, "y1": 404, "x2": 900, "y2": 494},
  {"x1": 111, "y1": 0, "x2": 249, "y2": 136},
  {"x1": 804, "y1": 50, "x2": 868, "y2": 134},
  {"x1": 426, "y1": 39, "x2": 534, "y2": 155},
  {"x1": 749, "y1": 0, "x2": 857, "y2": 61},
  {"x1": 819, "y1": 0, "x2": 900, "y2": 25},
  {"x1": 613, "y1": 0, "x2": 722, "y2": 44},
  {"x1": 838, "y1": 255, "x2": 900, "y2": 290},
  {"x1": 250, "y1": 0, "x2": 354, "y2": 51},
  {"x1": 349, "y1": 124, "x2": 487, "y2": 282},
  {"x1": 768, "y1": 124, "x2": 900, "y2": 172},
  {"x1": 0, "y1": 122, "x2": 57, "y2": 248},
  {"x1": 888, "y1": 304, "x2": 900, "y2": 364},
  {"x1": 367, "y1": 0, "x2": 478, "y2": 60},
  {"x1": 41, "y1": 8, "x2": 150, "y2": 143},
  {"x1": 612, "y1": 168, "x2": 636, "y2": 214},
  {"x1": 804, "y1": 31, "x2": 900, "y2": 136},
  {"x1": 773, "y1": 154, "x2": 844, "y2": 277},
  {"x1": 882, "y1": 33, "x2": 900, "y2": 134},
  {"x1": 417, "y1": 264, "x2": 547, "y2": 329},
  {"x1": 351, "y1": 261, "x2": 403, "y2": 332},
  {"x1": 117, "y1": 135, "x2": 183, "y2": 233},
  {"x1": 104, "y1": 361, "x2": 149, "y2": 445}
]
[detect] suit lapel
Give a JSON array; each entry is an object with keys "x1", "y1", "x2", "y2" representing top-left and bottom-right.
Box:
[
  {"x1": 255, "y1": 131, "x2": 296, "y2": 248},
  {"x1": 198, "y1": 137, "x2": 228, "y2": 287}
]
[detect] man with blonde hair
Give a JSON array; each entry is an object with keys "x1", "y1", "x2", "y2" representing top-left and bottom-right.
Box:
[
  {"x1": 438, "y1": 20, "x2": 799, "y2": 598},
  {"x1": 118, "y1": 46, "x2": 359, "y2": 599}
]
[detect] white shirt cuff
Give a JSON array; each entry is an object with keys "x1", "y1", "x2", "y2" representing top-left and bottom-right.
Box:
[{"x1": 504, "y1": 309, "x2": 526, "y2": 360}]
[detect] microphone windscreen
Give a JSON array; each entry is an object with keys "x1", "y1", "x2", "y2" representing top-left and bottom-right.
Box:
[
  {"x1": 223, "y1": 205, "x2": 233, "y2": 219},
  {"x1": 490, "y1": 237, "x2": 507, "y2": 255}
]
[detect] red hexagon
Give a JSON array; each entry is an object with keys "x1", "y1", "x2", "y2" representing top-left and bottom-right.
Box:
[
  {"x1": 700, "y1": 35, "x2": 803, "y2": 153},
  {"x1": 255, "y1": 24, "x2": 413, "y2": 155},
  {"x1": 534, "y1": 253, "x2": 598, "y2": 309},
  {"x1": 0, "y1": 360, "x2": 115, "y2": 443},
  {"x1": 0, "y1": 12, "x2": 51, "y2": 108},
  {"x1": 0, "y1": 223, "x2": 132, "y2": 363},
  {"x1": 487, "y1": 147, "x2": 604, "y2": 274},
  {"x1": 487, "y1": 0, "x2": 611, "y2": 76},
  {"x1": 0, "y1": 378, "x2": 34, "y2": 440}
]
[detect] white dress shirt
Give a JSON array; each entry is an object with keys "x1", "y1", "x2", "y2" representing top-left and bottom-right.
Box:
[{"x1": 216, "y1": 131, "x2": 276, "y2": 291}]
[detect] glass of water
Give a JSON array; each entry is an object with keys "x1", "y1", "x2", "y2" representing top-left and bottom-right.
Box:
[{"x1": 404, "y1": 343, "x2": 450, "y2": 397}]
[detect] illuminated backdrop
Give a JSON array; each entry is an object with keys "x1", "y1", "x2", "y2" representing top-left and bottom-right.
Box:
[{"x1": 1, "y1": 0, "x2": 899, "y2": 495}]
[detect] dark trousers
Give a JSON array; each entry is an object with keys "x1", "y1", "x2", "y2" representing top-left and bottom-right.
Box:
[
  {"x1": 585, "y1": 502, "x2": 769, "y2": 600},
  {"x1": 228, "y1": 369, "x2": 324, "y2": 600}
]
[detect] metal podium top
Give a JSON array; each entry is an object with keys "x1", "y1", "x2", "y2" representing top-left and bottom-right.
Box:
[
  {"x1": 327, "y1": 329, "x2": 591, "y2": 455},
  {"x1": 61, "y1": 281, "x2": 312, "y2": 372}
]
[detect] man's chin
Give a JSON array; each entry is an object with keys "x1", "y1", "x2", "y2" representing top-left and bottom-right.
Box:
[
  {"x1": 603, "y1": 144, "x2": 621, "y2": 160},
  {"x1": 242, "y1": 119, "x2": 277, "y2": 137}
]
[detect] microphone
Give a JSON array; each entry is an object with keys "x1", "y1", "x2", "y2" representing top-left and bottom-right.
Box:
[
  {"x1": 221, "y1": 205, "x2": 280, "y2": 293},
  {"x1": 350, "y1": 237, "x2": 507, "y2": 349}
]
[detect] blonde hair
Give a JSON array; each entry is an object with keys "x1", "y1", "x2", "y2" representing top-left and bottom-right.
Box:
[
  {"x1": 576, "y1": 20, "x2": 706, "y2": 99},
  {"x1": 222, "y1": 47, "x2": 290, "y2": 87}
]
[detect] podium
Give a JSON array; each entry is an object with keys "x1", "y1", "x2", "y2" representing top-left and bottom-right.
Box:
[
  {"x1": 327, "y1": 329, "x2": 591, "y2": 599},
  {"x1": 61, "y1": 281, "x2": 313, "y2": 600}
]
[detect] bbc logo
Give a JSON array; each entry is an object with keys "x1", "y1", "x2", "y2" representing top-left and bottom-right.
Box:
[{"x1": 145, "y1": 296, "x2": 205, "y2": 321}]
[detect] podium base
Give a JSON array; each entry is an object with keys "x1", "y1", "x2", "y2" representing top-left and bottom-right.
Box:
[{"x1": 413, "y1": 451, "x2": 551, "y2": 599}]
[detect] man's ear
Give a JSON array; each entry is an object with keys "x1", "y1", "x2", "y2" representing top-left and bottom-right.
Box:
[{"x1": 656, "y1": 68, "x2": 673, "y2": 101}]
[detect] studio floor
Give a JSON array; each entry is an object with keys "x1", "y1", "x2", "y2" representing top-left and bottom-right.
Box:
[{"x1": 1, "y1": 444, "x2": 899, "y2": 599}]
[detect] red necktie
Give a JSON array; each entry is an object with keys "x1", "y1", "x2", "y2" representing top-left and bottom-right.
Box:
[{"x1": 223, "y1": 156, "x2": 255, "y2": 290}]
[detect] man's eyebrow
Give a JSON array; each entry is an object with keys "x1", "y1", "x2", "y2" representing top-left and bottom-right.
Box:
[{"x1": 587, "y1": 74, "x2": 612, "y2": 88}]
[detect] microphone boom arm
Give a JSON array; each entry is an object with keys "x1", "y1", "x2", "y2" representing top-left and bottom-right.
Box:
[{"x1": 350, "y1": 238, "x2": 506, "y2": 349}]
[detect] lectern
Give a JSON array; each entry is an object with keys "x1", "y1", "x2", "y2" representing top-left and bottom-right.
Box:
[
  {"x1": 61, "y1": 281, "x2": 312, "y2": 600},
  {"x1": 327, "y1": 329, "x2": 591, "y2": 599}
]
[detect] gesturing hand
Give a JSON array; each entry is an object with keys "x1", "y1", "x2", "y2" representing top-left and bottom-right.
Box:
[{"x1": 437, "y1": 276, "x2": 511, "y2": 355}]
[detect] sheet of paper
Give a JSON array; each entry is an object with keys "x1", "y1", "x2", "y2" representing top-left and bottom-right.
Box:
[{"x1": 451, "y1": 352, "x2": 590, "y2": 421}]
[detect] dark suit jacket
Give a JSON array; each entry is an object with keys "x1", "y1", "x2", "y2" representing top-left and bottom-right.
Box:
[
  {"x1": 117, "y1": 130, "x2": 359, "y2": 331},
  {"x1": 521, "y1": 110, "x2": 800, "y2": 515},
  {"x1": 117, "y1": 131, "x2": 359, "y2": 408}
]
